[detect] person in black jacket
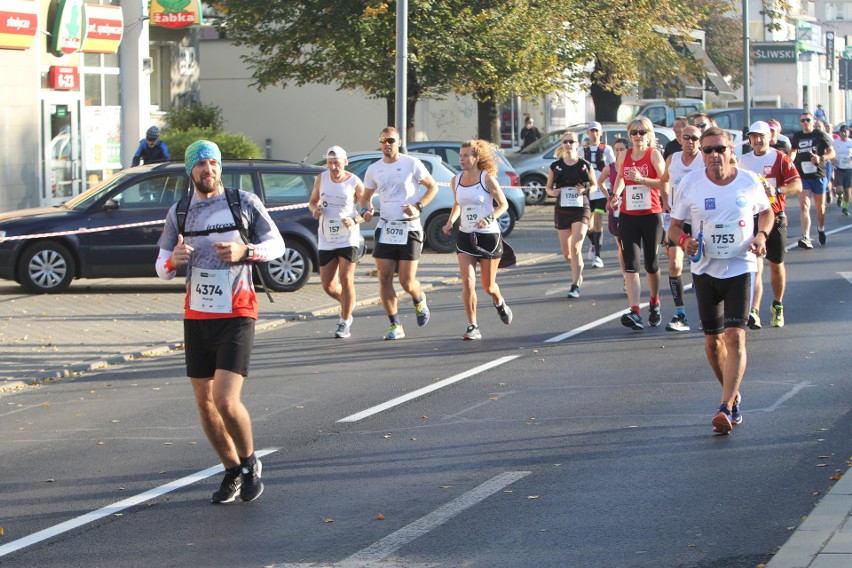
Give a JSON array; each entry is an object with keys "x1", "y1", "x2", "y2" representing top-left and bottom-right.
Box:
[{"x1": 132, "y1": 126, "x2": 171, "y2": 166}]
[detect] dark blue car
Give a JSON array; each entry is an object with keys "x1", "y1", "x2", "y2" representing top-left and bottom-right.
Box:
[{"x1": 0, "y1": 160, "x2": 325, "y2": 294}]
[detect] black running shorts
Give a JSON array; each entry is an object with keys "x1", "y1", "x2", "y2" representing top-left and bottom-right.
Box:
[
  {"x1": 372, "y1": 227, "x2": 423, "y2": 261},
  {"x1": 184, "y1": 317, "x2": 255, "y2": 378},
  {"x1": 692, "y1": 272, "x2": 751, "y2": 335},
  {"x1": 319, "y1": 246, "x2": 360, "y2": 266}
]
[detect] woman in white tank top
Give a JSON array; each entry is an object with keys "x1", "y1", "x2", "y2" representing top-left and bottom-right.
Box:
[
  {"x1": 441, "y1": 140, "x2": 514, "y2": 340},
  {"x1": 308, "y1": 146, "x2": 365, "y2": 338}
]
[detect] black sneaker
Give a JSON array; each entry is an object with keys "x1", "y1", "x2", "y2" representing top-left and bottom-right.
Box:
[
  {"x1": 566, "y1": 284, "x2": 580, "y2": 299},
  {"x1": 240, "y1": 459, "x2": 264, "y2": 502},
  {"x1": 211, "y1": 466, "x2": 242, "y2": 504},
  {"x1": 648, "y1": 304, "x2": 662, "y2": 327},
  {"x1": 621, "y1": 310, "x2": 644, "y2": 330},
  {"x1": 818, "y1": 230, "x2": 826, "y2": 246}
]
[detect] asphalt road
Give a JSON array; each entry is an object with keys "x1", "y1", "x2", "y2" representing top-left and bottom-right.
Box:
[{"x1": 0, "y1": 206, "x2": 851, "y2": 568}]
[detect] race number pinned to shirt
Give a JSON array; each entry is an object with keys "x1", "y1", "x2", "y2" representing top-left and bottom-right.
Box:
[
  {"x1": 323, "y1": 218, "x2": 350, "y2": 244},
  {"x1": 379, "y1": 220, "x2": 409, "y2": 245},
  {"x1": 559, "y1": 187, "x2": 584, "y2": 208},
  {"x1": 461, "y1": 204, "x2": 485, "y2": 231},
  {"x1": 625, "y1": 184, "x2": 652, "y2": 210},
  {"x1": 801, "y1": 160, "x2": 817, "y2": 175},
  {"x1": 190, "y1": 267, "x2": 232, "y2": 313},
  {"x1": 839, "y1": 150, "x2": 852, "y2": 169},
  {"x1": 704, "y1": 221, "x2": 747, "y2": 259}
]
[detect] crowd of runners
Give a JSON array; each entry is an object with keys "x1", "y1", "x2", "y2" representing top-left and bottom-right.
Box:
[{"x1": 152, "y1": 112, "x2": 846, "y2": 502}]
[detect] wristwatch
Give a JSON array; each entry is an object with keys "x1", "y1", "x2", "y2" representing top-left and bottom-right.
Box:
[
  {"x1": 243, "y1": 245, "x2": 255, "y2": 261},
  {"x1": 414, "y1": 201, "x2": 423, "y2": 211}
]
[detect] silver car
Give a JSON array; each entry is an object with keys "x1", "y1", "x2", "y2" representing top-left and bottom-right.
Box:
[
  {"x1": 345, "y1": 151, "x2": 525, "y2": 253},
  {"x1": 506, "y1": 123, "x2": 676, "y2": 205}
]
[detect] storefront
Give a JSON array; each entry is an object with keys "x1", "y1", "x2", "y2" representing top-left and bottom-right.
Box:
[{"x1": 0, "y1": 0, "x2": 200, "y2": 212}]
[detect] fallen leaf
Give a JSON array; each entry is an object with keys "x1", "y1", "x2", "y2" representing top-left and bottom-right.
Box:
[
  {"x1": 324, "y1": 518, "x2": 334, "y2": 523},
  {"x1": 439, "y1": 485, "x2": 451, "y2": 489},
  {"x1": 42, "y1": 403, "x2": 50, "y2": 407},
  {"x1": 376, "y1": 513, "x2": 385, "y2": 520},
  {"x1": 421, "y1": 415, "x2": 429, "y2": 419},
  {"x1": 97, "y1": 441, "x2": 105, "y2": 445},
  {"x1": 527, "y1": 495, "x2": 540, "y2": 500},
  {"x1": 489, "y1": 397, "x2": 498, "y2": 401},
  {"x1": 383, "y1": 433, "x2": 392, "y2": 439},
  {"x1": 816, "y1": 464, "x2": 828, "y2": 467},
  {"x1": 0, "y1": 527, "x2": 5, "y2": 536},
  {"x1": 830, "y1": 474, "x2": 844, "y2": 481},
  {"x1": 164, "y1": 442, "x2": 173, "y2": 445}
]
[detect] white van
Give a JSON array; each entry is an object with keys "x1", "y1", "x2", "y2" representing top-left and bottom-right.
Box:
[{"x1": 617, "y1": 98, "x2": 706, "y2": 127}]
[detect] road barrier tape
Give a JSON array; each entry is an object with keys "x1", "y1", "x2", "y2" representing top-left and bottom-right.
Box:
[{"x1": 0, "y1": 202, "x2": 310, "y2": 244}]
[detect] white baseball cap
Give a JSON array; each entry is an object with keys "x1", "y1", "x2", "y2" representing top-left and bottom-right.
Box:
[
  {"x1": 324, "y1": 145, "x2": 347, "y2": 160},
  {"x1": 588, "y1": 121, "x2": 603, "y2": 131},
  {"x1": 747, "y1": 121, "x2": 771, "y2": 136}
]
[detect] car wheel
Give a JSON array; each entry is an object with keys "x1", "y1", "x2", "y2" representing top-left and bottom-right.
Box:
[
  {"x1": 17, "y1": 241, "x2": 76, "y2": 294},
  {"x1": 257, "y1": 239, "x2": 313, "y2": 292},
  {"x1": 424, "y1": 211, "x2": 455, "y2": 253},
  {"x1": 497, "y1": 208, "x2": 516, "y2": 237},
  {"x1": 522, "y1": 176, "x2": 547, "y2": 205}
]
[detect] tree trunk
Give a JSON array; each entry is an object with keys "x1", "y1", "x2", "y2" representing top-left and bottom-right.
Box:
[
  {"x1": 590, "y1": 82, "x2": 622, "y2": 123},
  {"x1": 476, "y1": 91, "x2": 500, "y2": 142}
]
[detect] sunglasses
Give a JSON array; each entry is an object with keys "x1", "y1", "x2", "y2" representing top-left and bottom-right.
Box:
[
  {"x1": 629, "y1": 130, "x2": 648, "y2": 136},
  {"x1": 562, "y1": 139, "x2": 577, "y2": 144},
  {"x1": 682, "y1": 135, "x2": 700, "y2": 142},
  {"x1": 701, "y1": 145, "x2": 728, "y2": 155},
  {"x1": 379, "y1": 137, "x2": 397, "y2": 144},
  {"x1": 800, "y1": 118, "x2": 812, "y2": 123},
  {"x1": 694, "y1": 122, "x2": 708, "y2": 129}
]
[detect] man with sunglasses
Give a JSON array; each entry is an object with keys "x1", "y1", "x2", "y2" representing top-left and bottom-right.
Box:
[
  {"x1": 360, "y1": 127, "x2": 439, "y2": 340},
  {"x1": 660, "y1": 125, "x2": 705, "y2": 331},
  {"x1": 739, "y1": 121, "x2": 802, "y2": 330},
  {"x1": 790, "y1": 112, "x2": 835, "y2": 248},
  {"x1": 669, "y1": 127, "x2": 774, "y2": 435},
  {"x1": 691, "y1": 113, "x2": 716, "y2": 133}
]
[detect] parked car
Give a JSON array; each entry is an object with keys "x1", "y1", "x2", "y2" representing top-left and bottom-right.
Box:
[
  {"x1": 617, "y1": 98, "x2": 705, "y2": 127},
  {"x1": 406, "y1": 140, "x2": 522, "y2": 189},
  {"x1": 0, "y1": 160, "x2": 330, "y2": 294},
  {"x1": 344, "y1": 151, "x2": 525, "y2": 254},
  {"x1": 506, "y1": 123, "x2": 676, "y2": 204},
  {"x1": 694, "y1": 107, "x2": 805, "y2": 134}
]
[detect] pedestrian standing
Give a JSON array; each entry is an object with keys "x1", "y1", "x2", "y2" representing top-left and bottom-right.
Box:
[
  {"x1": 660, "y1": 125, "x2": 705, "y2": 332},
  {"x1": 669, "y1": 127, "x2": 773, "y2": 434},
  {"x1": 155, "y1": 140, "x2": 285, "y2": 503},
  {"x1": 611, "y1": 116, "x2": 667, "y2": 330},
  {"x1": 739, "y1": 121, "x2": 802, "y2": 330},
  {"x1": 545, "y1": 131, "x2": 596, "y2": 298},
  {"x1": 442, "y1": 140, "x2": 513, "y2": 339},
  {"x1": 132, "y1": 126, "x2": 170, "y2": 166},
  {"x1": 520, "y1": 117, "x2": 541, "y2": 149},
  {"x1": 790, "y1": 112, "x2": 835, "y2": 248},
  {"x1": 309, "y1": 145, "x2": 365, "y2": 338},
  {"x1": 360, "y1": 127, "x2": 439, "y2": 340}
]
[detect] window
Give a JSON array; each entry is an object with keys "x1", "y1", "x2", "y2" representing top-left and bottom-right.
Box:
[
  {"x1": 260, "y1": 173, "x2": 314, "y2": 205},
  {"x1": 825, "y1": 2, "x2": 852, "y2": 20},
  {"x1": 111, "y1": 175, "x2": 188, "y2": 209}
]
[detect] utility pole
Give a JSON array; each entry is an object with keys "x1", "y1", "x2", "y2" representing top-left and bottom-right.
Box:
[{"x1": 395, "y1": 0, "x2": 408, "y2": 149}]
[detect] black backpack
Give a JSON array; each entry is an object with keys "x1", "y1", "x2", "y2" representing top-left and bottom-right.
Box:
[{"x1": 174, "y1": 187, "x2": 273, "y2": 302}]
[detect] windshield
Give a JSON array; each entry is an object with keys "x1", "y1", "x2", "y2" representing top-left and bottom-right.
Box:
[
  {"x1": 61, "y1": 170, "x2": 131, "y2": 211},
  {"x1": 517, "y1": 129, "x2": 567, "y2": 154}
]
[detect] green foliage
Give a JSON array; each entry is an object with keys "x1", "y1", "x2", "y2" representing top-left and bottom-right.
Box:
[
  {"x1": 160, "y1": 127, "x2": 263, "y2": 160},
  {"x1": 164, "y1": 103, "x2": 224, "y2": 131}
]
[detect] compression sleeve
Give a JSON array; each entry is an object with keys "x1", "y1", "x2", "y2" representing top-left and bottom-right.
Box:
[{"x1": 155, "y1": 248, "x2": 177, "y2": 280}]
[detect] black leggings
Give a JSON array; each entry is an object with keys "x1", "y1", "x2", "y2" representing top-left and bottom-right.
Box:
[{"x1": 618, "y1": 213, "x2": 663, "y2": 274}]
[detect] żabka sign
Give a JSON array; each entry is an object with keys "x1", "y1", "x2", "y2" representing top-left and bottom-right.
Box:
[
  {"x1": 150, "y1": 0, "x2": 203, "y2": 29},
  {"x1": 0, "y1": 0, "x2": 39, "y2": 50},
  {"x1": 51, "y1": 0, "x2": 83, "y2": 55},
  {"x1": 80, "y1": 4, "x2": 123, "y2": 54}
]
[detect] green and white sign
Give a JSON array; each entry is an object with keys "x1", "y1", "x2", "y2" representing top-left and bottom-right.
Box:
[{"x1": 51, "y1": 0, "x2": 83, "y2": 55}]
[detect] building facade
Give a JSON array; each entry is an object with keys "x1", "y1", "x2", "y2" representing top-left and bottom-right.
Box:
[{"x1": 0, "y1": 0, "x2": 199, "y2": 213}]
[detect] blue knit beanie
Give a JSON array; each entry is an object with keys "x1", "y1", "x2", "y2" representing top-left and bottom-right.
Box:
[{"x1": 184, "y1": 140, "x2": 221, "y2": 177}]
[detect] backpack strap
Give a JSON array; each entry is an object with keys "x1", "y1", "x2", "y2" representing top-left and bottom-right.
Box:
[{"x1": 175, "y1": 187, "x2": 252, "y2": 240}]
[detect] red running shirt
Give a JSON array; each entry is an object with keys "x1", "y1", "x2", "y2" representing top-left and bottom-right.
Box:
[{"x1": 620, "y1": 148, "x2": 662, "y2": 215}]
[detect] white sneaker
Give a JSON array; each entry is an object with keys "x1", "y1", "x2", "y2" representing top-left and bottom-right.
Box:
[
  {"x1": 593, "y1": 256, "x2": 604, "y2": 268},
  {"x1": 334, "y1": 319, "x2": 352, "y2": 338}
]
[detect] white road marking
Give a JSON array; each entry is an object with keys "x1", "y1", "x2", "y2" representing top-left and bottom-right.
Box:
[
  {"x1": 761, "y1": 381, "x2": 814, "y2": 413},
  {"x1": 840, "y1": 272, "x2": 852, "y2": 285},
  {"x1": 545, "y1": 283, "x2": 694, "y2": 343},
  {"x1": 337, "y1": 356, "x2": 520, "y2": 423},
  {"x1": 0, "y1": 448, "x2": 279, "y2": 558},
  {"x1": 276, "y1": 471, "x2": 531, "y2": 567}
]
